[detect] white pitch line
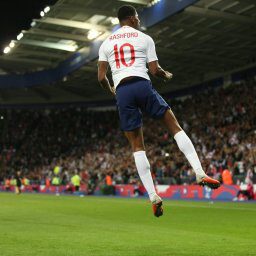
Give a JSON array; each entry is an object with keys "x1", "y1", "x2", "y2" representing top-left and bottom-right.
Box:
[
  {"x1": 81, "y1": 197, "x2": 256, "y2": 212},
  {"x1": 101, "y1": 198, "x2": 256, "y2": 212},
  {"x1": 165, "y1": 202, "x2": 256, "y2": 212}
]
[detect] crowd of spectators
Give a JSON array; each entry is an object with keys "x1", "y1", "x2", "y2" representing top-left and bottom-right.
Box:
[{"x1": 0, "y1": 79, "x2": 255, "y2": 190}]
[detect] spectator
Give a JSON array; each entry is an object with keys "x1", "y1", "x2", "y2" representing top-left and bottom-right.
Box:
[
  {"x1": 4, "y1": 177, "x2": 11, "y2": 191},
  {"x1": 222, "y1": 169, "x2": 233, "y2": 185},
  {"x1": 71, "y1": 171, "x2": 81, "y2": 192}
]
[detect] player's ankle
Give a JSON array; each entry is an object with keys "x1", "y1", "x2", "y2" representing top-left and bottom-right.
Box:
[
  {"x1": 195, "y1": 169, "x2": 206, "y2": 177},
  {"x1": 149, "y1": 193, "x2": 162, "y2": 204},
  {"x1": 149, "y1": 192, "x2": 157, "y2": 202}
]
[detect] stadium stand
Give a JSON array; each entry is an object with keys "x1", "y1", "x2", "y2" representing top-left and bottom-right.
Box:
[
  {"x1": 0, "y1": 0, "x2": 255, "y2": 199},
  {"x1": 0, "y1": 79, "x2": 255, "y2": 189}
]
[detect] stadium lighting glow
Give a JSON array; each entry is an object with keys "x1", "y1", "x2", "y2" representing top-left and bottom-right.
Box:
[
  {"x1": 111, "y1": 18, "x2": 119, "y2": 25},
  {"x1": 3, "y1": 47, "x2": 11, "y2": 54},
  {"x1": 17, "y1": 33, "x2": 23, "y2": 40},
  {"x1": 31, "y1": 21, "x2": 36, "y2": 27},
  {"x1": 44, "y1": 6, "x2": 50, "y2": 13},
  {"x1": 87, "y1": 30, "x2": 101, "y2": 40},
  {"x1": 9, "y1": 41, "x2": 15, "y2": 48},
  {"x1": 40, "y1": 11, "x2": 45, "y2": 17},
  {"x1": 148, "y1": 0, "x2": 161, "y2": 6}
]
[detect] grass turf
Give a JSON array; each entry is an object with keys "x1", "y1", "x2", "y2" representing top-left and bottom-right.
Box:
[{"x1": 0, "y1": 193, "x2": 255, "y2": 256}]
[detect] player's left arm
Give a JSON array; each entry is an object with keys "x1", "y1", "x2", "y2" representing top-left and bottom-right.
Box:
[
  {"x1": 146, "y1": 36, "x2": 173, "y2": 82},
  {"x1": 97, "y1": 61, "x2": 115, "y2": 96},
  {"x1": 148, "y1": 61, "x2": 173, "y2": 82}
]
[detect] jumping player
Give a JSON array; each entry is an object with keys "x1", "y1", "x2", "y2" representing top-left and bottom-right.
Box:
[{"x1": 98, "y1": 5, "x2": 220, "y2": 217}]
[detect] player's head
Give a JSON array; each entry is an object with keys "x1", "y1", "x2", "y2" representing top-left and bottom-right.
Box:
[{"x1": 117, "y1": 5, "x2": 140, "y2": 29}]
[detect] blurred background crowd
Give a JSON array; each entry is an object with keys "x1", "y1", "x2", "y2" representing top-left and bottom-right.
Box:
[{"x1": 0, "y1": 80, "x2": 255, "y2": 193}]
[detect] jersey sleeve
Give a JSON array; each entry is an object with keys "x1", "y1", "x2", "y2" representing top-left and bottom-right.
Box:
[
  {"x1": 98, "y1": 42, "x2": 108, "y2": 62},
  {"x1": 146, "y1": 36, "x2": 158, "y2": 63}
]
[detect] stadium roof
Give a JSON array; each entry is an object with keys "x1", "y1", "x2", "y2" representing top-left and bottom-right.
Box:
[{"x1": 0, "y1": 0, "x2": 255, "y2": 105}]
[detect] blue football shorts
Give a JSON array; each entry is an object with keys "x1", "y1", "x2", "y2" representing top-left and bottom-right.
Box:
[{"x1": 115, "y1": 77, "x2": 170, "y2": 131}]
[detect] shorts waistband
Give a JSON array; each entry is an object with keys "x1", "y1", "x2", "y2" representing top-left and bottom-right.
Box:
[{"x1": 117, "y1": 76, "x2": 148, "y2": 87}]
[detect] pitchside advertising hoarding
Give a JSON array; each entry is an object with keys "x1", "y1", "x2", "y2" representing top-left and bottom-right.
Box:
[
  {"x1": 1, "y1": 184, "x2": 255, "y2": 200},
  {"x1": 115, "y1": 185, "x2": 244, "y2": 200}
]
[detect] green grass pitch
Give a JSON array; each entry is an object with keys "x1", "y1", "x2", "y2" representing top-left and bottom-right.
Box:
[{"x1": 0, "y1": 193, "x2": 255, "y2": 256}]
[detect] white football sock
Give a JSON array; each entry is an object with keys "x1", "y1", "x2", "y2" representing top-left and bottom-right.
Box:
[
  {"x1": 174, "y1": 130, "x2": 206, "y2": 177},
  {"x1": 133, "y1": 151, "x2": 156, "y2": 201}
]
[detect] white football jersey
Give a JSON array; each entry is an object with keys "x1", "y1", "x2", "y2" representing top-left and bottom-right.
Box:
[{"x1": 98, "y1": 25, "x2": 158, "y2": 88}]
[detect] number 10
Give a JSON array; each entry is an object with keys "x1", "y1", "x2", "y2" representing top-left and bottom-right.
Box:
[{"x1": 114, "y1": 43, "x2": 135, "y2": 69}]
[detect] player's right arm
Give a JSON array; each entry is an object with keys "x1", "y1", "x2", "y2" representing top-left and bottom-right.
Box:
[
  {"x1": 97, "y1": 42, "x2": 115, "y2": 96},
  {"x1": 146, "y1": 36, "x2": 173, "y2": 82},
  {"x1": 97, "y1": 61, "x2": 115, "y2": 95}
]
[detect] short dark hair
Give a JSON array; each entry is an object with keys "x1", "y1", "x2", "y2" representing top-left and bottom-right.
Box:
[{"x1": 117, "y1": 5, "x2": 137, "y2": 22}]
